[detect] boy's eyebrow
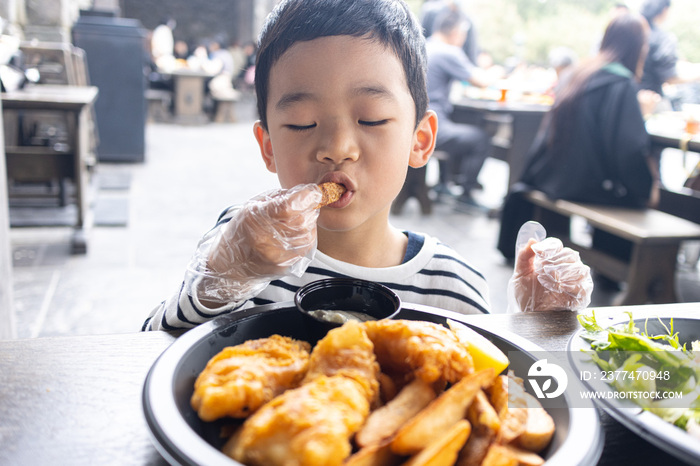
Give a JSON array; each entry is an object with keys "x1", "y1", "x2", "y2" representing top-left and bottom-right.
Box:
[
  {"x1": 352, "y1": 84, "x2": 397, "y2": 101},
  {"x1": 275, "y1": 92, "x2": 315, "y2": 110},
  {"x1": 275, "y1": 85, "x2": 398, "y2": 110}
]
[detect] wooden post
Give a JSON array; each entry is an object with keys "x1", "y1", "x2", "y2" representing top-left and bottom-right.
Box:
[{"x1": 0, "y1": 98, "x2": 17, "y2": 339}]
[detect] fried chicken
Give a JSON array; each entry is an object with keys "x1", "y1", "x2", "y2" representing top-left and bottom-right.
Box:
[
  {"x1": 191, "y1": 335, "x2": 311, "y2": 421},
  {"x1": 316, "y1": 182, "x2": 346, "y2": 208},
  {"x1": 363, "y1": 319, "x2": 474, "y2": 384},
  {"x1": 303, "y1": 320, "x2": 380, "y2": 402},
  {"x1": 228, "y1": 375, "x2": 371, "y2": 466},
  {"x1": 226, "y1": 321, "x2": 380, "y2": 466}
]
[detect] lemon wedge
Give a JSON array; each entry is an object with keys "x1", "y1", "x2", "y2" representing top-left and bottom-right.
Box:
[{"x1": 447, "y1": 319, "x2": 509, "y2": 374}]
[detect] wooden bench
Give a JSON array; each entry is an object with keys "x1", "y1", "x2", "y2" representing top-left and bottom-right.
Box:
[
  {"x1": 145, "y1": 89, "x2": 172, "y2": 123},
  {"x1": 212, "y1": 94, "x2": 239, "y2": 123},
  {"x1": 523, "y1": 190, "x2": 700, "y2": 305}
]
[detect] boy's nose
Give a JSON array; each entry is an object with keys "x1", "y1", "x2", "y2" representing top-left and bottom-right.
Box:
[{"x1": 316, "y1": 122, "x2": 360, "y2": 164}]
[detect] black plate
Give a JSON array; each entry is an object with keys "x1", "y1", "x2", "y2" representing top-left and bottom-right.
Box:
[
  {"x1": 143, "y1": 302, "x2": 603, "y2": 465},
  {"x1": 568, "y1": 316, "x2": 700, "y2": 465}
]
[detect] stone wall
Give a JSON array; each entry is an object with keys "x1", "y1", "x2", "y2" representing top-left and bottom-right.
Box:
[
  {"x1": 0, "y1": 0, "x2": 265, "y2": 47},
  {"x1": 0, "y1": 0, "x2": 93, "y2": 42}
]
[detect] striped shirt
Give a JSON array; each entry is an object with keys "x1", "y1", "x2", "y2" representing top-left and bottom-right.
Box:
[{"x1": 143, "y1": 229, "x2": 490, "y2": 331}]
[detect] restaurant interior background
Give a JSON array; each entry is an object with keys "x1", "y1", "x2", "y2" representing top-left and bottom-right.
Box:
[{"x1": 0, "y1": 0, "x2": 699, "y2": 340}]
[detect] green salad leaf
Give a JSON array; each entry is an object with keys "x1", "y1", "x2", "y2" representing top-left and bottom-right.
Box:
[{"x1": 577, "y1": 311, "x2": 700, "y2": 438}]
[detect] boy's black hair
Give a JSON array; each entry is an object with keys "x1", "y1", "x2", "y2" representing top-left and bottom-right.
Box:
[{"x1": 255, "y1": 0, "x2": 428, "y2": 130}]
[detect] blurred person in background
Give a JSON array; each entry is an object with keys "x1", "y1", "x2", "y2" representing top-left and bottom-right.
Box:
[
  {"x1": 173, "y1": 40, "x2": 189, "y2": 61},
  {"x1": 638, "y1": 0, "x2": 700, "y2": 184},
  {"x1": 547, "y1": 46, "x2": 577, "y2": 95},
  {"x1": 639, "y1": 0, "x2": 700, "y2": 102},
  {"x1": 229, "y1": 41, "x2": 246, "y2": 80},
  {"x1": 235, "y1": 41, "x2": 257, "y2": 91},
  {"x1": 426, "y1": 8, "x2": 496, "y2": 211},
  {"x1": 498, "y1": 13, "x2": 659, "y2": 266},
  {"x1": 421, "y1": 0, "x2": 480, "y2": 64},
  {"x1": 148, "y1": 17, "x2": 176, "y2": 90},
  {"x1": 208, "y1": 36, "x2": 235, "y2": 77},
  {"x1": 151, "y1": 16, "x2": 176, "y2": 70},
  {"x1": 208, "y1": 36, "x2": 240, "y2": 100}
]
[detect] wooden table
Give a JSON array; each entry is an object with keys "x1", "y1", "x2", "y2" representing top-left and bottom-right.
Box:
[
  {"x1": 646, "y1": 112, "x2": 700, "y2": 154},
  {"x1": 0, "y1": 303, "x2": 697, "y2": 465},
  {"x1": 451, "y1": 97, "x2": 550, "y2": 188},
  {"x1": 644, "y1": 113, "x2": 700, "y2": 225},
  {"x1": 166, "y1": 69, "x2": 215, "y2": 125},
  {"x1": 2, "y1": 85, "x2": 99, "y2": 253}
]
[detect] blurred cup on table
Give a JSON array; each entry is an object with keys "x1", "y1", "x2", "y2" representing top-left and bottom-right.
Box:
[{"x1": 683, "y1": 104, "x2": 700, "y2": 135}]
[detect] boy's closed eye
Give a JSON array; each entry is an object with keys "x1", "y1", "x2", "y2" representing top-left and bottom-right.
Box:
[
  {"x1": 358, "y1": 119, "x2": 389, "y2": 127},
  {"x1": 286, "y1": 123, "x2": 317, "y2": 132},
  {"x1": 285, "y1": 119, "x2": 389, "y2": 131}
]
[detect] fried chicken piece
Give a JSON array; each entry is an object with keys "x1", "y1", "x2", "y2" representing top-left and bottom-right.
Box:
[
  {"x1": 191, "y1": 335, "x2": 311, "y2": 421},
  {"x1": 229, "y1": 375, "x2": 370, "y2": 466},
  {"x1": 316, "y1": 182, "x2": 346, "y2": 208},
  {"x1": 363, "y1": 319, "x2": 474, "y2": 384},
  {"x1": 303, "y1": 320, "x2": 380, "y2": 402},
  {"x1": 228, "y1": 322, "x2": 380, "y2": 466}
]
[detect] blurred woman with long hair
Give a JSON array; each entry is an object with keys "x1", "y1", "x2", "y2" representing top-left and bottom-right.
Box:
[{"x1": 498, "y1": 12, "x2": 659, "y2": 260}]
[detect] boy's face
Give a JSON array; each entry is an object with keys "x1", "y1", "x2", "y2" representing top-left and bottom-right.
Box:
[{"x1": 254, "y1": 35, "x2": 436, "y2": 234}]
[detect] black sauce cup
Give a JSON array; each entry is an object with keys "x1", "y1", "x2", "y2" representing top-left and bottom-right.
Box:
[{"x1": 294, "y1": 278, "x2": 401, "y2": 341}]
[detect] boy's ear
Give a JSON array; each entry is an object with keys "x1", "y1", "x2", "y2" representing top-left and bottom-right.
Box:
[
  {"x1": 253, "y1": 121, "x2": 278, "y2": 173},
  {"x1": 408, "y1": 110, "x2": 438, "y2": 168}
]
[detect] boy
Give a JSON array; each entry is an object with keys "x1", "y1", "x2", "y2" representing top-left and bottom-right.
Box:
[{"x1": 143, "y1": 0, "x2": 590, "y2": 331}]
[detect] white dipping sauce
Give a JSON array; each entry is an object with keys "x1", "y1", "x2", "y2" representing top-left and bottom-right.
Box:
[{"x1": 307, "y1": 309, "x2": 377, "y2": 324}]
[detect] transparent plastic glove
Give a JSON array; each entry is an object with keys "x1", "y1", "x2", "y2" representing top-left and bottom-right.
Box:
[
  {"x1": 507, "y1": 221, "x2": 593, "y2": 313},
  {"x1": 186, "y1": 184, "x2": 323, "y2": 305}
]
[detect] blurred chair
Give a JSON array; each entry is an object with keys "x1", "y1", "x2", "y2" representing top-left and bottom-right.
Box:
[{"x1": 4, "y1": 42, "x2": 98, "y2": 208}]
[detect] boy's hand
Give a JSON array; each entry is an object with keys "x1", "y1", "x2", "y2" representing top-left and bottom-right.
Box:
[
  {"x1": 507, "y1": 222, "x2": 593, "y2": 312},
  {"x1": 197, "y1": 184, "x2": 322, "y2": 304}
]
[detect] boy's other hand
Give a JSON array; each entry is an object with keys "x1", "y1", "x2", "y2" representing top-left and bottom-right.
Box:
[{"x1": 507, "y1": 222, "x2": 593, "y2": 313}]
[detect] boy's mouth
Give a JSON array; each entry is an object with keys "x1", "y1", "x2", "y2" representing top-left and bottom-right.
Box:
[
  {"x1": 317, "y1": 182, "x2": 346, "y2": 208},
  {"x1": 318, "y1": 173, "x2": 353, "y2": 208}
]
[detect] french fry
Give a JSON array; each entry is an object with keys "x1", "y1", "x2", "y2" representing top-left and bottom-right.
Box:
[
  {"x1": 513, "y1": 393, "x2": 555, "y2": 453},
  {"x1": 391, "y1": 368, "x2": 495, "y2": 455},
  {"x1": 480, "y1": 444, "x2": 545, "y2": 466},
  {"x1": 467, "y1": 390, "x2": 501, "y2": 435},
  {"x1": 356, "y1": 378, "x2": 437, "y2": 447},
  {"x1": 498, "y1": 408, "x2": 528, "y2": 445},
  {"x1": 455, "y1": 429, "x2": 496, "y2": 466},
  {"x1": 344, "y1": 439, "x2": 402, "y2": 466},
  {"x1": 487, "y1": 375, "x2": 510, "y2": 418},
  {"x1": 485, "y1": 372, "x2": 529, "y2": 445},
  {"x1": 378, "y1": 372, "x2": 400, "y2": 404},
  {"x1": 403, "y1": 420, "x2": 472, "y2": 466}
]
